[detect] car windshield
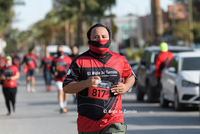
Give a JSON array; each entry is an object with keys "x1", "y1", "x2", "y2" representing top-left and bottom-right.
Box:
[{"x1": 181, "y1": 57, "x2": 200, "y2": 70}]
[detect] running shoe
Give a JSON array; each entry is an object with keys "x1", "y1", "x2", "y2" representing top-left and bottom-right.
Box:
[
  {"x1": 7, "y1": 112, "x2": 11, "y2": 116},
  {"x1": 60, "y1": 108, "x2": 67, "y2": 113},
  {"x1": 48, "y1": 86, "x2": 52, "y2": 91},
  {"x1": 31, "y1": 87, "x2": 36, "y2": 93},
  {"x1": 26, "y1": 84, "x2": 30, "y2": 92}
]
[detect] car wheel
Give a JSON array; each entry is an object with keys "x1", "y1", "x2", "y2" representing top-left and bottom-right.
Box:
[
  {"x1": 174, "y1": 91, "x2": 183, "y2": 111},
  {"x1": 136, "y1": 86, "x2": 144, "y2": 101},
  {"x1": 147, "y1": 83, "x2": 154, "y2": 102},
  {"x1": 160, "y1": 89, "x2": 169, "y2": 107}
]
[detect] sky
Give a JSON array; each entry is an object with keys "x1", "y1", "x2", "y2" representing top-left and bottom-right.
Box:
[{"x1": 12, "y1": 0, "x2": 175, "y2": 31}]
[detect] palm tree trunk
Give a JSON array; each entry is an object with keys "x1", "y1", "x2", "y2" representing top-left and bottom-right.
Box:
[
  {"x1": 70, "y1": 23, "x2": 75, "y2": 46},
  {"x1": 65, "y1": 21, "x2": 70, "y2": 46},
  {"x1": 77, "y1": 0, "x2": 86, "y2": 47},
  {"x1": 151, "y1": 0, "x2": 163, "y2": 45}
]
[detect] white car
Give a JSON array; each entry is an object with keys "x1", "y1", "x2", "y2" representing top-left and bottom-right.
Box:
[{"x1": 160, "y1": 52, "x2": 200, "y2": 111}]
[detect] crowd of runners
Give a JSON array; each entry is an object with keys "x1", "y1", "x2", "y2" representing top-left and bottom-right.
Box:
[
  {"x1": 0, "y1": 24, "x2": 136, "y2": 133},
  {"x1": 0, "y1": 45, "x2": 79, "y2": 115}
]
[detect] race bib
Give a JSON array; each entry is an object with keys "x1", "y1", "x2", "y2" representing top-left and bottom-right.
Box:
[{"x1": 88, "y1": 81, "x2": 112, "y2": 100}]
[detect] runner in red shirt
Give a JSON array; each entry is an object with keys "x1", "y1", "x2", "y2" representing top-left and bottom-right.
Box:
[
  {"x1": 155, "y1": 42, "x2": 174, "y2": 78},
  {"x1": 51, "y1": 45, "x2": 72, "y2": 113},
  {"x1": 12, "y1": 52, "x2": 21, "y2": 71},
  {"x1": 0, "y1": 56, "x2": 20, "y2": 115},
  {"x1": 0, "y1": 54, "x2": 5, "y2": 69},
  {"x1": 21, "y1": 48, "x2": 39, "y2": 93},
  {"x1": 40, "y1": 51, "x2": 53, "y2": 91},
  {"x1": 0, "y1": 54, "x2": 5, "y2": 85},
  {"x1": 63, "y1": 24, "x2": 135, "y2": 133},
  {"x1": 155, "y1": 42, "x2": 174, "y2": 90}
]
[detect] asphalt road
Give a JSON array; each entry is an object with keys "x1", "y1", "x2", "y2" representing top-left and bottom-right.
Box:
[{"x1": 0, "y1": 72, "x2": 200, "y2": 134}]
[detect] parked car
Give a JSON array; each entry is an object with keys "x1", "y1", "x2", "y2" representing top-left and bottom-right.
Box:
[
  {"x1": 160, "y1": 52, "x2": 200, "y2": 111},
  {"x1": 136, "y1": 46, "x2": 193, "y2": 102}
]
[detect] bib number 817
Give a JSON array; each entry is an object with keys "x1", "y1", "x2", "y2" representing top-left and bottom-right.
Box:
[{"x1": 88, "y1": 87, "x2": 109, "y2": 100}]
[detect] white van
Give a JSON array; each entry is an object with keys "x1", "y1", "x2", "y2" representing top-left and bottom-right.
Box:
[{"x1": 46, "y1": 45, "x2": 72, "y2": 57}]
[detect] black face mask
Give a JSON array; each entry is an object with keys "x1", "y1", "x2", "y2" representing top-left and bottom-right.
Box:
[{"x1": 57, "y1": 51, "x2": 63, "y2": 57}]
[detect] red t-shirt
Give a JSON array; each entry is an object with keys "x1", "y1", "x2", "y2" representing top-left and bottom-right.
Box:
[
  {"x1": 23, "y1": 54, "x2": 37, "y2": 70},
  {"x1": 52, "y1": 55, "x2": 72, "y2": 82},
  {"x1": 1, "y1": 65, "x2": 19, "y2": 88},
  {"x1": 0, "y1": 57, "x2": 5, "y2": 68},
  {"x1": 12, "y1": 55, "x2": 21, "y2": 69},
  {"x1": 155, "y1": 51, "x2": 174, "y2": 77},
  {"x1": 63, "y1": 51, "x2": 134, "y2": 132},
  {"x1": 42, "y1": 56, "x2": 53, "y2": 71}
]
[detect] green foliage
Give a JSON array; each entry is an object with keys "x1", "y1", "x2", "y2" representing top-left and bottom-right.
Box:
[
  {"x1": 193, "y1": 23, "x2": 200, "y2": 43},
  {"x1": 4, "y1": 27, "x2": 22, "y2": 53},
  {"x1": 174, "y1": 21, "x2": 189, "y2": 40},
  {"x1": 125, "y1": 48, "x2": 142, "y2": 61},
  {"x1": 0, "y1": 0, "x2": 24, "y2": 33}
]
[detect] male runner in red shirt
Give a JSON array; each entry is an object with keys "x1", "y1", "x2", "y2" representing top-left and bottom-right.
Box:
[
  {"x1": 51, "y1": 45, "x2": 72, "y2": 113},
  {"x1": 22, "y1": 48, "x2": 38, "y2": 92},
  {"x1": 63, "y1": 24, "x2": 135, "y2": 133},
  {"x1": 40, "y1": 51, "x2": 53, "y2": 91},
  {"x1": 155, "y1": 42, "x2": 174, "y2": 91}
]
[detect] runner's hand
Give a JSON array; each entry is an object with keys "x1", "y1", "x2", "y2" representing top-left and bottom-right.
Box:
[
  {"x1": 35, "y1": 68, "x2": 39, "y2": 73},
  {"x1": 54, "y1": 71, "x2": 58, "y2": 76},
  {"x1": 86, "y1": 76, "x2": 101, "y2": 88},
  {"x1": 111, "y1": 82, "x2": 127, "y2": 95},
  {"x1": 0, "y1": 75, "x2": 6, "y2": 80}
]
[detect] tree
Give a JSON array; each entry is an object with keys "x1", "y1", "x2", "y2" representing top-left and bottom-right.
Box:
[
  {"x1": 52, "y1": 0, "x2": 116, "y2": 46},
  {"x1": 0, "y1": 0, "x2": 24, "y2": 37},
  {"x1": 151, "y1": 0, "x2": 163, "y2": 45},
  {"x1": 192, "y1": 22, "x2": 200, "y2": 44}
]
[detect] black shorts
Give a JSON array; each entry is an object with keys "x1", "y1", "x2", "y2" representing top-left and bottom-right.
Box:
[{"x1": 27, "y1": 69, "x2": 35, "y2": 76}]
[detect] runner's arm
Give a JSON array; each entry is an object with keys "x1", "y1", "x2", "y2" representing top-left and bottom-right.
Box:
[
  {"x1": 20, "y1": 56, "x2": 26, "y2": 65},
  {"x1": 50, "y1": 61, "x2": 55, "y2": 74},
  {"x1": 11, "y1": 72, "x2": 20, "y2": 80},
  {"x1": 39, "y1": 59, "x2": 44, "y2": 68},
  {"x1": 63, "y1": 76, "x2": 100, "y2": 93}
]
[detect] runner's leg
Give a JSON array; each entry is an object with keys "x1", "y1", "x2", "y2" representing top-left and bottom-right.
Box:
[
  {"x1": 10, "y1": 87, "x2": 17, "y2": 112},
  {"x1": 56, "y1": 81, "x2": 67, "y2": 113},
  {"x1": 26, "y1": 70, "x2": 31, "y2": 92},
  {"x1": 30, "y1": 69, "x2": 36, "y2": 92},
  {"x1": 63, "y1": 93, "x2": 68, "y2": 108},
  {"x1": 2, "y1": 88, "x2": 11, "y2": 114},
  {"x1": 43, "y1": 70, "x2": 48, "y2": 90}
]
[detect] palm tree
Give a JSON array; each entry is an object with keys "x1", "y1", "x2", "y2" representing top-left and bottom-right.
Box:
[
  {"x1": 151, "y1": 0, "x2": 163, "y2": 45},
  {"x1": 52, "y1": 0, "x2": 116, "y2": 46}
]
